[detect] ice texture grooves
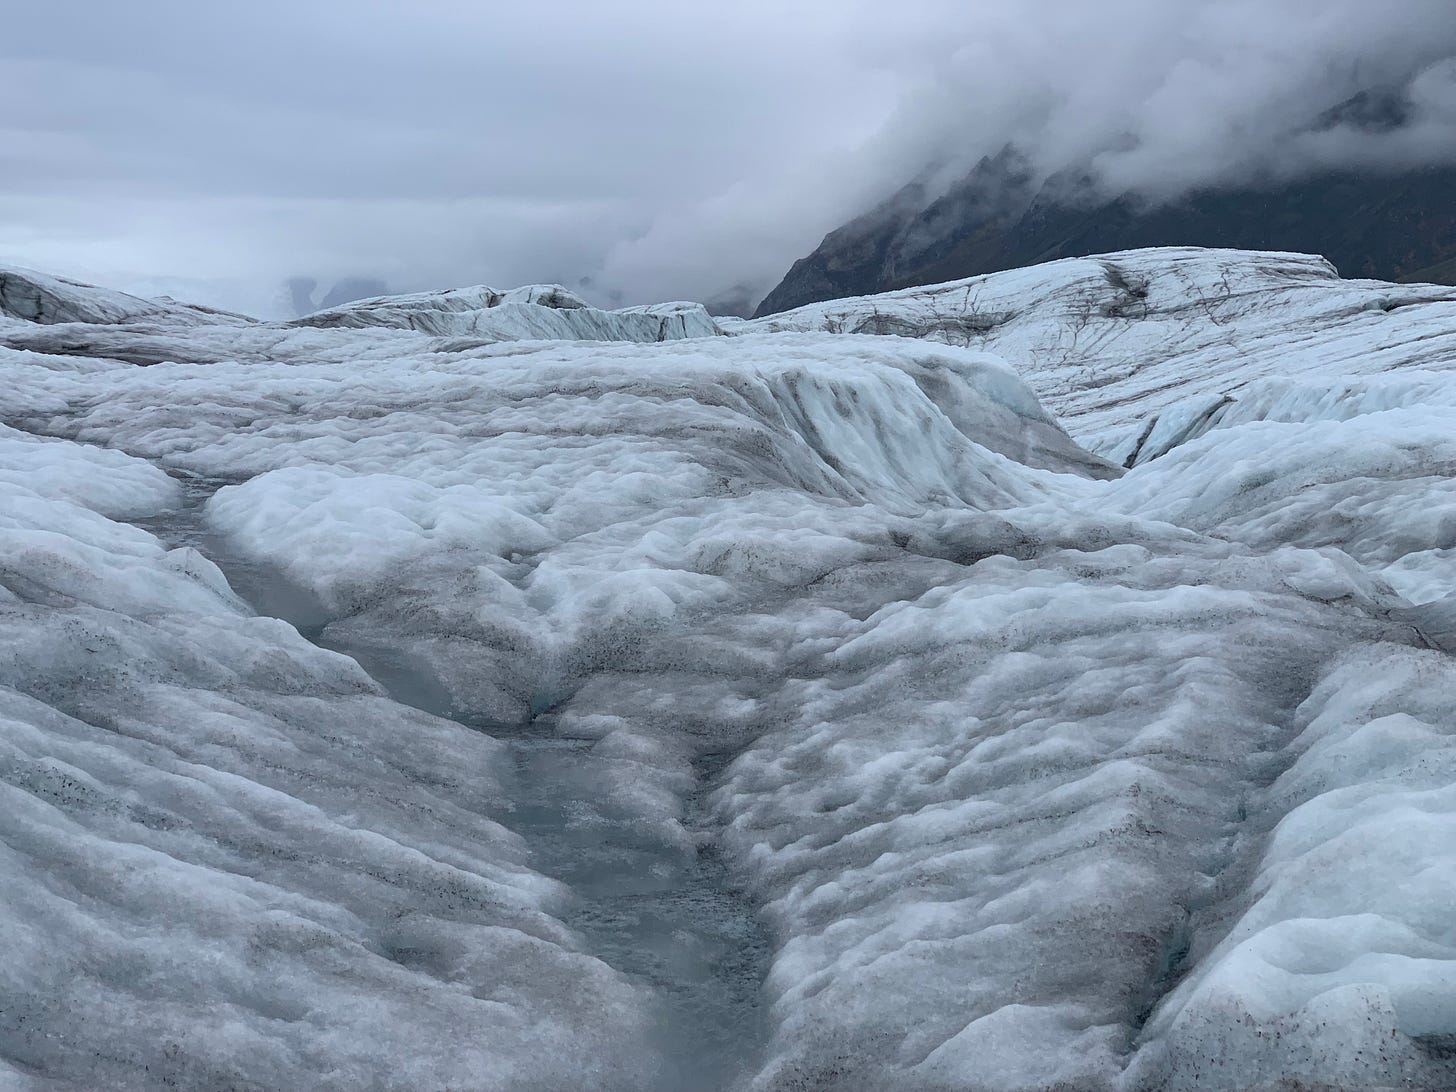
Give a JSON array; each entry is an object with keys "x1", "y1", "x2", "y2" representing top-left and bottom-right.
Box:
[
  {"x1": 739, "y1": 247, "x2": 1456, "y2": 462},
  {"x1": 128, "y1": 480, "x2": 772, "y2": 1090},
  {"x1": 4, "y1": 248, "x2": 1456, "y2": 1090}
]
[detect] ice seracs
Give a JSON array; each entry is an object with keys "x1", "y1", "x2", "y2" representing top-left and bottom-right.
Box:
[
  {"x1": 2, "y1": 247, "x2": 1456, "y2": 1090},
  {"x1": 294, "y1": 280, "x2": 722, "y2": 342},
  {"x1": 0, "y1": 265, "x2": 722, "y2": 371}
]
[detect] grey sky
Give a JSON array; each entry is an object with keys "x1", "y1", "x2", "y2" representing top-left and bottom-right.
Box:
[{"x1": 4, "y1": 1, "x2": 1454, "y2": 317}]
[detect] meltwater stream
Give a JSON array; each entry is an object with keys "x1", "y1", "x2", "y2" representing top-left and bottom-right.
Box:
[{"x1": 134, "y1": 475, "x2": 773, "y2": 1091}]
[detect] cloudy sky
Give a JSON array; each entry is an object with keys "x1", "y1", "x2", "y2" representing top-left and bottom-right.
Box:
[{"x1": 4, "y1": 1, "x2": 1454, "y2": 317}]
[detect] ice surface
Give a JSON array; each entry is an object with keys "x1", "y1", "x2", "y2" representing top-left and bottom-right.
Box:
[
  {"x1": 3, "y1": 249, "x2": 1456, "y2": 1089},
  {"x1": 0, "y1": 268, "x2": 721, "y2": 377},
  {"x1": 1100, "y1": 378, "x2": 1456, "y2": 606},
  {"x1": 740, "y1": 247, "x2": 1456, "y2": 458},
  {"x1": 0, "y1": 266, "x2": 256, "y2": 328},
  {"x1": 295, "y1": 281, "x2": 723, "y2": 342},
  {"x1": 1125, "y1": 640, "x2": 1456, "y2": 1090},
  {"x1": 710, "y1": 527, "x2": 1421, "y2": 1090},
  {"x1": 0, "y1": 431, "x2": 659, "y2": 1090},
  {"x1": 14, "y1": 332, "x2": 1103, "y2": 730}
]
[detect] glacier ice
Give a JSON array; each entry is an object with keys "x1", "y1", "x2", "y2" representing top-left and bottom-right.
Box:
[
  {"x1": 740, "y1": 247, "x2": 1456, "y2": 461},
  {"x1": 0, "y1": 267, "x2": 258, "y2": 329},
  {"x1": 293, "y1": 281, "x2": 722, "y2": 342},
  {"x1": 0, "y1": 434, "x2": 658, "y2": 1090},
  {"x1": 2, "y1": 249, "x2": 1456, "y2": 1089}
]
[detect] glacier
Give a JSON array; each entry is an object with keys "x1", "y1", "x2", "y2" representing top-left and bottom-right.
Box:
[{"x1": 1, "y1": 250, "x2": 1455, "y2": 1090}]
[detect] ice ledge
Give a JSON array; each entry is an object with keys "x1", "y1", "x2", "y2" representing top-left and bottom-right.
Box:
[{"x1": 292, "y1": 283, "x2": 724, "y2": 342}]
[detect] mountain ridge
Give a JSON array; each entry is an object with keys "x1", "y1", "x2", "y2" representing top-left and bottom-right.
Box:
[{"x1": 755, "y1": 154, "x2": 1456, "y2": 316}]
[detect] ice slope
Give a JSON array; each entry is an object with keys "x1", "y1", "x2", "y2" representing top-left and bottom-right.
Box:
[
  {"x1": 10, "y1": 333, "x2": 1109, "y2": 726},
  {"x1": 749, "y1": 244, "x2": 1456, "y2": 612},
  {"x1": 739, "y1": 249, "x2": 1456, "y2": 608},
  {"x1": 1100, "y1": 375, "x2": 1456, "y2": 607},
  {"x1": 0, "y1": 428, "x2": 656, "y2": 1091},
  {"x1": 3, "y1": 250, "x2": 1456, "y2": 1090},
  {"x1": 711, "y1": 520, "x2": 1432, "y2": 1091},
  {"x1": 738, "y1": 247, "x2": 1456, "y2": 459}
]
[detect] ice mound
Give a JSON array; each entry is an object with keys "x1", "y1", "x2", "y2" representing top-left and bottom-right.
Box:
[
  {"x1": 0, "y1": 266, "x2": 255, "y2": 328},
  {"x1": 740, "y1": 247, "x2": 1456, "y2": 454},
  {"x1": 1100, "y1": 374, "x2": 1456, "y2": 606},
  {"x1": 1124, "y1": 641, "x2": 1456, "y2": 1090},
  {"x1": 3, "y1": 248, "x2": 1456, "y2": 1089},
  {"x1": 295, "y1": 281, "x2": 723, "y2": 342}
]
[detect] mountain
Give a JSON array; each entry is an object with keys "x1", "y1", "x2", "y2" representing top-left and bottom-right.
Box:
[
  {"x1": 3, "y1": 251, "x2": 1456, "y2": 1089},
  {"x1": 287, "y1": 275, "x2": 393, "y2": 317},
  {"x1": 755, "y1": 152, "x2": 1456, "y2": 317}
]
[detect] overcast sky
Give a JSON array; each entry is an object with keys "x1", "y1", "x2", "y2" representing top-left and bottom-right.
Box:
[{"x1": 4, "y1": 1, "x2": 1454, "y2": 317}]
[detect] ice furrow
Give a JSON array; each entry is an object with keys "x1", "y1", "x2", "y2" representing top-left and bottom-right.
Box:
[{"x1": 128, "y1": 473, "x2": 775, "y2": 1092}]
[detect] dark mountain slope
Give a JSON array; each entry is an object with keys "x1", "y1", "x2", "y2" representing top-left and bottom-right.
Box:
[{"x1": 755, "y1": 158, "x2": 1456, "y2": 316}]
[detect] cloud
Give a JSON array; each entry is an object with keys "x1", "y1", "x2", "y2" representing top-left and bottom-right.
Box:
[
  {"x1": 862, "y1": 0, "x2": 1456, "y2": 199},
  {"x1": 2, "y1": 1, "x2": 1452, "y2": 315}
]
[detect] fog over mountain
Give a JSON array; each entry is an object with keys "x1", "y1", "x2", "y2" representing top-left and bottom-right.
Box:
[
  {"x1": 870, "y1": 2, "x2": 1456, "y2": 201},
  {"x1": 2, "y1": 2, "x2": 1453, "y2": 316}
]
